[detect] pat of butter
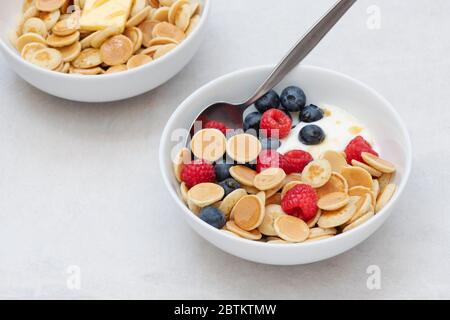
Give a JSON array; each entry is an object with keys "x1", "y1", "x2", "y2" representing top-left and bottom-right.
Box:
[{"x1": 79, "y1": 0, "x2": 133, "y2": 32}]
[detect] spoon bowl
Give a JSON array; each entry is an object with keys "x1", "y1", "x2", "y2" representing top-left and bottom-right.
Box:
[{"x1": 195, "y1": 102, "x2": 246, "y2": 129}]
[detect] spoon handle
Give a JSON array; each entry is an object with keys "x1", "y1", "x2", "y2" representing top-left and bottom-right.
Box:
[{"x1": 244, "y1": 0, "x2": 357, "y2": 107}]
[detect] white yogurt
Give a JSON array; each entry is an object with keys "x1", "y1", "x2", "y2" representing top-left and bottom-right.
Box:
[{"x1": 277, "y1": 104, "x2": 375, "y2": 159}]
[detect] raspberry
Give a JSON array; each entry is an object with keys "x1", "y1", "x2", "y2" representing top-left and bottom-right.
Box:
[
  {"x1": 260, "y1": 108, "x2": 292, "y2": 139},
  {"x1": 256, "y1": 150, "x2": 311, "y2": 174},
  {"x1": 283, "y1": 150, "x2": 313, "y2": 173},
  {"x1": 181, "y1": 160, "x2": 215, "y2": 188},
  {"x1": 281, "y1": 184, "x2": 318, "y2": 221},
  {"x1": 256, "y1": 149, "x2": 290, "y2": 173},
  {"x1": 344, "y1": 136, "x2": 378, "y2": 164},
  {"x1": 203, "y1": 121, "x2": 228, "y2": 135}
]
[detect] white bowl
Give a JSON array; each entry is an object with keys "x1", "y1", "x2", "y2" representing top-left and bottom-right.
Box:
[
  {"x1": 159, "y1": 65, "x2": 412, "y2": 265},
  {"x1": 0, "y1": 0, "x2": 210, "y2": 103}
]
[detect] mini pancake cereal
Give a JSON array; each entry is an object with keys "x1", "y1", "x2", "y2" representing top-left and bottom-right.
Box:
[
  {"x1": 351, "y1": 159, "x2": 382, "y2": 177},
  {"x1": 36, "y1": 0, "x2": 67, "y2": 12},
  {"x1": 371, "y1": 179, "x2": 380, "y2": 199},
  {"x1": 266, "y1": 193, "x2": 282, "y2": 206},
  {"x1": 212, "y1": 201, "x2": 222, "y2": 209},
  {"x1": 316, "y1": 172, "x2": 348, "y2": 198},
  {"x1": 264, "y1": 183, "x2": 283, "y2": 200},
  {"x1": 226, "y1": 221, "x2": 262, "y2": 241},
  {"x1": 219, "y1": 188, "x2": 247, "y2": 219},
  {"x1": 131, "y1": 0, "x2": 148, "y2": 16},
  {"x1": 187, "y1": 198, "x2": 201, "y2": 215},
  {"x1": 317, "y1": 192, "x2": 349, "y2": 211},
  {"x1": 253, "y1": 168, "x2": 286, "y2": 191},
  {"x1": 283, "y1": 173, "x2": 303, "y2": 185},
  {"x1": 258, "y1": 204, "x2": 286, "y2": 236},
  {"x1": 274, "y1": 215, "x2": 309, "y2": 243},
  {"x1": 153, "y1": 7, "x2": 170, "y2": 21},
  {"x1": 301, "y1": 159, "x2": 332, "y2": 188},
  {"x1": 69, "y1": 66, "x2": 104, "y2": 75},
  {"x1": 256, "y1": 191, "x2": 266, "y2": 205},
  {"x1": 343, "y1": 209, "x2": 374, "y2": 233},
  {"x1": 346, "y1": 194, "x2": 372, "y2": 224},
  {"x1": 12, "y1": 0, "x2": 203, "y2": 74},
  {"x1": 21, "y1": 42, "x2": 48, "y2": 61},
  {"x1": 172, "y1": 86, "x2": 399, "y2": 245},
  {"x1": 362, "y1": 152, "x2": 396, "y2": 174},
  {"x1": 105, "y1": 64, "x2": 128, "y2": 74},
  {"x1": 226, "y1": 134, "x2": 262, "y2": 163},
  {"x1": 124, "y1": 27, "x2": 144, "y2": 52},
  {"x1": 58, "y1": 41, "x2": 82, "y2": 62},
  {"x1": 349, "y1": 186, "x2": 376, "y2": 207},
  {"x1": 90, "y1": 25, "x2": 121, "y2": 49},
  {"x1": 188, "y1": 183, "x2": 224, "y2": 208},
  {"x1": 173, "y1": 147, "x2": 191, "y2": 182},
  {"x1": 29, "y1": 48, "x2": 63, "y2": 70},
  {"x1": 308, "y1": 227, "x2": 337, "y2": 240},
  {"x1": 191, "y1": 129, "x2": 226, "y2": 162},
  {"x1": 378, "y1": 171, "x2": 392, "y2": 186},
  {"x1": 185, "y1": 14, "x2": 199, "y2": 36},
  {"x1": 39, "y1": 10, "x2": 61, "y2": 30},
  {"x1": 341, "y1": 166, "x2": 373, "y2": 189},
  {"x1": 321, "y1": 150, "x2": 348, "y2": 173},
  {"x1": 242, "y1": 185, "x2": 259, "y2": 195},
  {"x1": 17, "y1": 33, "x2": 47, "y2": 52},
  {"x1": 126, "y1": 54, "x2": 153, "y2": 69},
  {"x1": 100, "y1": 35, "x2": 134, "y2": 65},
  {"x1": 52, "y1": 13, "x2": 79, "y2": 36},
  {"x1": 231, "y1": 195, "x2": 264, "y2": 231},
  {"x1": 318, "y1": 198, "x2": 358, "y2": 228},
  {"x1": 126, "y1": 6, "x2": 153, "y2": 28},
  {"x1": 229, "y1": 165, "x2": 257, "y2": 187},
  {"x1": 375, "y1": 183, "x2": 397, "y2": 213},
  {"x1": 23, "y1": 17, "x2": 48, "y2": 38},
  {"x1": 152, "y1": 43, "x2": 177, "y2": 59},
  {"x1": 152, "y1": 21, "x2": 185, "y2": 42},
  {"x1": 46, "y1": 31, "x2": 80, "y2": 47},
  {"x1": 307, "y1": 209, "x2": 321, "y2": 228},
  {"x1": 180, "y1": 182, "x2": 189, "y2": 203},
  {"x1": 72, "y1": 48, "x2": 102, "y2": 68}
]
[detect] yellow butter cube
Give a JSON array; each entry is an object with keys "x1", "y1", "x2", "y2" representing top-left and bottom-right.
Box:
[{"x1": 79, "y1": 0, "x2": 133, "y2": 32}]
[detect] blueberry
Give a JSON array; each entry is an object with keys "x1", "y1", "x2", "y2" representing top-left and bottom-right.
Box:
[
  {"x1": 299, "y1": 125, "x2": 325, "y2": 145},
  {"x1": 199, "y1": 207, "x2": 226, "y2": 229},
  {"x1": 260, "y1": 138, "x2": 281, "y2": 150},
  {"x1": 214, "y1": 163, "x2": 233, "y2": 182},
  {"x1": 243, "y1": 112, "x2": 262, "y2": 133},
  {"x1": 219, "y1": 178, "x2": 241, "y2": 197},
  {"x1": 299, "y1": 104, "x2": 324, "y2": 123},
  {"x1": 280, "y1": 86, "x2": 306, "y2": 112},
  {"x1": 255, "y1": 90, "x2": 280, "y2": 113}
]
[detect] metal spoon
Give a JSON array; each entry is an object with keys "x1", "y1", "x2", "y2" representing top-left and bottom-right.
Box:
[{"x1": 187, "y1": 0, "x2": 357, "y2": 134}]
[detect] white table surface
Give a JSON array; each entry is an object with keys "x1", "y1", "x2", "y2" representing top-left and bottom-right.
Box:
[{"x1": 1, "y1": 0, "x2": 449, "y2": 300}]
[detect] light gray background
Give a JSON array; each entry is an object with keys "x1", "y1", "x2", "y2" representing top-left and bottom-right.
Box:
[{"x1": 1, "y1": 0, "x2": 449, "y2": 299}]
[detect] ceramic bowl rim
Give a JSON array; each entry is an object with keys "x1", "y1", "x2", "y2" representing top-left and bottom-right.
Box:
[{"x1": 159, "y1": 64, "x2": 412, "y2": 249}]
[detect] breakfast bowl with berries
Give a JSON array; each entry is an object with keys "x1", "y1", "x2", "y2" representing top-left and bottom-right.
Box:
[
  {"x1": 0, "y1": 0, "x2": 210, "y2": 102},
  {"x1": 160, "y1": 65, "x2": 412, "y2": 265}
]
